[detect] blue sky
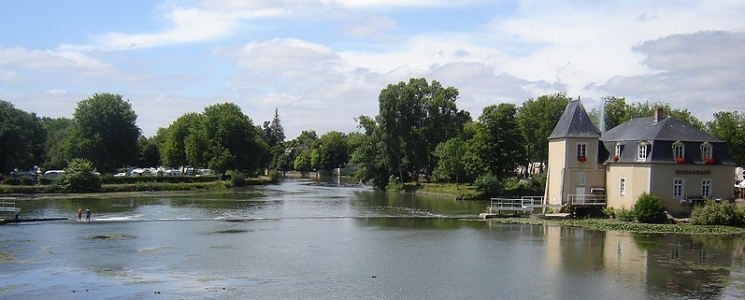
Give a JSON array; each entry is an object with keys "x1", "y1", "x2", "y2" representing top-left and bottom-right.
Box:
[{"x1": 1, "y1": 0, "x2": 744, "y2": 139}]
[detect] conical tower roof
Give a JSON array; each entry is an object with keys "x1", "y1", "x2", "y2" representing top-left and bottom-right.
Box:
[{"x1": 548, "y1": 99, "x2": 600, "y2": 140}]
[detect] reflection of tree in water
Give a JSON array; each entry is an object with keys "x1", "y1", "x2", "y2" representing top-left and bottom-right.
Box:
[{"x1": 635, "y1": 233, "x2": 741, "y2": 299}]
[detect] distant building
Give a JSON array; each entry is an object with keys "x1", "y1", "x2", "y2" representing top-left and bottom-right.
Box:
[{"x1": 545, "y1": 100, "x2": 736, "y2": 216}]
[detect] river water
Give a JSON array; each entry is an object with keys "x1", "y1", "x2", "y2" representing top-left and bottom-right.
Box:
[{"x1": 1, "y1": 178, "x2": 744, "y2": 299}]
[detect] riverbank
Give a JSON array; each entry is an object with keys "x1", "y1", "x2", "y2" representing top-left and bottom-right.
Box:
[{"x1": 478, "y1": 216, "x2": 745, "y2": 235}]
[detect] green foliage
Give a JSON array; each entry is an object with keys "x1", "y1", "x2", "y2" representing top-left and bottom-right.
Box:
[
  {"x1": 433, "y1": 137, "x2": 467, "y2": 185},
  {"x1": 69, "y1": 93, "x2": 140, "y2": 173},
  {"x1": 631, "y1": 193, "x2": 667, "y2": 224},
  {"x1": 229, "y1": 170, "x2": 247, "y2": 187},
  {"x1": 385, "y1": 175, "x2": 403, "y2": 191},
  {"x1": 57, "y1": 158, "x2": 102, "y2": 193},
  {"x1": 137, "y1": 136, "x2": 160, "y2": 167},
  {"x1": 310, "y1": 131, "x2": 349, "y2": 170},
  {"x1": 268, "y1": 170, "x2": 282, "y2": 183},
  {"x1": 3, "y1": 177, "x2": 21, "y2": 186},
  {"x1": 516, "y1": 93, "x2": 570, "y2": 171},
  {"x1": 0, "y1": 100, "x2": 46, "y2": 173},
  {"x1": 602, "y1": 207, "x2": 616, "y2": 219},
  {"x1": 473, "y1": 173, "x2": 502, "y2": 198},
  {"x1": 706, "y1": 111, "x2": 745, "y2": 166},
  {"x1": 262, "y1": 108, "x2": 285, "y2": 147},
  {"x1": 690, "y1": 200, "x2": 745, "y2": 226},
  {"x1": 464, "y1": 103, "x2": 524, "y2": 180},
  {"x1": 40, "y1": 117, "x2": 73, "y2": 169}
]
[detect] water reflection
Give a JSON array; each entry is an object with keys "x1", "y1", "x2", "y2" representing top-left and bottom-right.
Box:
[{"x1": 2, "y1": 179, "x2": 744, "y2": 299}]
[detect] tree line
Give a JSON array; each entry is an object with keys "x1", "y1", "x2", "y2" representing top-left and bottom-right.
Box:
[{"x1": 2, "y1": 79, "x2": 744, "y2": 193}]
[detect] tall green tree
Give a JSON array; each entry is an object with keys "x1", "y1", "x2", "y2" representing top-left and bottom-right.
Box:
[
  {"x1": 310, "y1": 131, "x2": 349, "y2": 170},
  {"x1": 376, "y1": 78, "x2": 469, "y2": 183},
  {"x1": 186, "y1": 103, "x2": 268, "y2": 175},
  {"x1": 350, "y1": 116, "x2": 390, "y2": 189},
  {"x1": 433, "y1": 137, "x2": 467, "y2": 187},
  {"x1": 0, "y1": 100, "x2": 46, "y2": 173},
  {"x1": 263, "y1": 108, "x2": 286, "y2": 147},
  {"x1": 137, "y1": 136, "x2": 160, "y2": 167},
  {"x1": 465, "y1": 103, "x2": 525, "y2": 179},
  {"x1": 40, "y1": 117, "x2": 73, "y2": 170},
  {"x1": 706, "y1": 111, "x2": 745, "y2": 165},
  {"x1": 69, "y1": 93, "x2": 140, "y2": 173},
  {"x1": 516, "y1": 93, "x2": 570, "y2": 174},
  {"x1": 158, "y1": 112, "x2": 201, "y2": 168}
]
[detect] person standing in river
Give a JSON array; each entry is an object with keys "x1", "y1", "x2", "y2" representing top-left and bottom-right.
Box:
[
  {"x1": 85, "y1": 208, "x2": 91, "y2": 222},
  {"x1": 77, "y1": 208, "x2": 82, "y2": 221}
]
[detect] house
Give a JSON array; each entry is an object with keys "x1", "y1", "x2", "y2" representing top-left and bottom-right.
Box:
[{"x1": 545, "y1": 100, "x2": 736, "y2": 216}]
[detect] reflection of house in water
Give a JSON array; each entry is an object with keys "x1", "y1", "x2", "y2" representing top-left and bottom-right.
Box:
[
  {"x1": 541, "y1": 226, "x2": 743, "y2": 298},
  {"x1": 546, "y1": 100, "x2": 737, "y2": 216}
]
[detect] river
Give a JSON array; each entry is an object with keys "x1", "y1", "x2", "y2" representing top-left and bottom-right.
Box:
[{"x1": 1, "y1": 178, "x2": 744, "y2": 299}]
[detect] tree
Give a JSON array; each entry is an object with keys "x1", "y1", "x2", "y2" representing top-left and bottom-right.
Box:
[
  {"x1": 433, "y1": 137, "x2": 467, "y2": 187},
  {"x1": 349, "y1": 116, "x2": 390, "y2": 189},
  {"x1": 40, "y1": 117, "x2": 73, "y2": 170},
  {"x1": 465, "y1": 103, "x2": 525, "y2": 180},
  {"x1": 706, "y1": 111, "x2": 745, "y2": 165},
  {"x1": 159, "y1": 113, "x2": 202, "y2": 168},
  {"x1": 310, "y1": 131, "x2": 349, "y2": 171},
  {"x1": 263, "y1": 108, "x2": 285, "y2": 147},
  {"x1": 137, "y1": 136, "x2": 160, "y2": 167},
  {"x1": 592, "y1": 97, "x2": 704, "y2": 131},
  {"x1": 185, "y1": 103, "x2": 268, "y2": 175},
  {"x1": 376, "y1": 78, "x2": 469, "y2": 183},
  {"x1": 0, "y1": 100, "x2": 46, "y2": 173},
  {"x1": 69, "y1": 93, "x2": 141, "y2": 174},
  {"x1": 516, "y1": 93, "x2": 570, "y2": 174}
]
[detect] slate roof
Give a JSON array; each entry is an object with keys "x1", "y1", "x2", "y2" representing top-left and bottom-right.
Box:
[
  {"x1": 601, "y1": 116, "x2": 724, "y2": 142},
  {"x1": 547, "y1": 100, "x2": 600, "y2": 140}
]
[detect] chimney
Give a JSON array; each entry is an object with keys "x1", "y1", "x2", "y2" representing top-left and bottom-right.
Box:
[{"x1": 653, "y1": 107, "x2": 664, "y2": 123}]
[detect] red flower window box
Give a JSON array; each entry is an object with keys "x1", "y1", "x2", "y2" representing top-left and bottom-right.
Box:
[
  {"x1": 675, "y1": 156, "x2": 685, "y2": 164},
  {"x1": 703, "y1": 157, "x2": 714, "y2": 164},
  {"x1": 577, "y1": 156, "x2": 587, "y2": 162},
  {"x1": 612, "y1": 155, "x2": 619, "y2": 162}
]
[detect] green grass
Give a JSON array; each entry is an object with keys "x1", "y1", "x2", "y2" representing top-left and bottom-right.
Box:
[
  {"x1": 402, "y1": 182, "x2": 483, "y2": 200},
  {"x1": 481, "y1": 217, "x2": 745, "y2": 235}
]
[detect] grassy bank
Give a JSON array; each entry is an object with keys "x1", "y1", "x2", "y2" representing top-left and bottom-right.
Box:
[
  {"x1": 403, "y1": 182, "x2": 483, "y2": 200},
  {"x1": 0, "y1": 176, "x2": 275, "y2": 195},
  {"x1": 481, "y1": 217, "x2": 745, "y2": 235}
]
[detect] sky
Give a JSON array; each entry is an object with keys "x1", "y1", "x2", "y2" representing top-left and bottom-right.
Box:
[{"x1": 1, "y1": 0, "x2": 744, "y2": 139}]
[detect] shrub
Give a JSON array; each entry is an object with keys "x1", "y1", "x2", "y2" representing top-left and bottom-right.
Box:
[
  {"x1": 268, "y1": 170, "x2": 282, "y2": 183},
  {"x1": 632, "y1": 193, "x2": 667, "y2": 223},
  {"x1": 57, "y1": 158, "x2": 102, "y2": 193},
  {"x1": 3, "y1": 177, "x2": 21, "y2": 186},
  {"x1": 615, "y1": 207, "x2": 634, "y2": 222},
  {"x1": 602, "y1": 207, "x2": 616, "y2": 219},
  {"x1": 385, "y1": 175, "x2": 403, "y2": 191},
  {"x1": 690, "y1": 200, "x2": 745, "y2": 226},
  {"x1": 38, "y1": 177, "x2": 53, "y2": 185},
  {"x1": 473, "y1": 173, "x2": 502, "y2": 198},
  {"x1": 230, "y1": 170, "x2": 247, "y2": 187}
]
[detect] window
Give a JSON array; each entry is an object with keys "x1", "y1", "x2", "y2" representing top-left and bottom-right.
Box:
[
  {"x1": 577, "y1": 172, "x2": 586, "y2": 186},
  {"x1": 701, "y1": 142, "x2": 713, "y2": 164},
  {"x1": 673, "y1": 179, "x2": 684, "y2": 199},
  {"x1": 637, "y1": 141, "x2": 649, "y2": 161},
  {"x1": 619, "y1": 178, "x2": 626, "y2": 196},
  {"x1": 614, "y1": 143, "x2": 623, "y2": 157},
  {"x1": 577, "y1": 143, "x2": 587, "y2": 161},
  {"x1": 673, "y1": 141, "x2": 685, "y2": 163},
  {"x1": 701, "y1": 179, "x2": 711, "y2": 198}
]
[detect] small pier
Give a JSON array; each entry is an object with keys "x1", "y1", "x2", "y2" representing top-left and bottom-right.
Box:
[
  {"x1": 0, "y1": 197, "x2": 68, "y2": 224},
  {"x1": 479, "y1": 196, "x2": 563, "y2": 218}
]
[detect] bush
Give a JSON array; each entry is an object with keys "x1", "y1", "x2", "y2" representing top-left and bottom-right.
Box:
[
  {"x1": 690, "y1": 200, "x2": 745, "y2": 226},
  {"x1": 38, "y1": 177, "x2": 53, "y2": 185},
  {"x1": 268, "y1": 170, "x2": 282, "y2": 183},
  {"x1": 632, "y1": 193, "x2": 667, "y2": 223},
  {"x1": 386, "y1": 175, "x2": 403, "y2": 191},
  {"x1": 57, "y1": 158, "x2": 102, "y2": 193},
  {"x1": 229, "y1": 170, "x2": 247, "y2": 187},
  {"x1": 473, "y1": 173, "x2": 502, "y2": 198},
  {"x1": 3, "y1": 177, "x2": 21, "y2": 186},
  {"x1": 602, "y1": 207, "x2": 616, "y2": 219}
]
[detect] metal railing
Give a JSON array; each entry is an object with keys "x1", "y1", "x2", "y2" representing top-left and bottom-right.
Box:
[
  {"x1": 566, "y1": 194, "x2": 606, "y2": 206},
  {"x1": 0, "y1": 197, "x2": 18, "y2": 212}
]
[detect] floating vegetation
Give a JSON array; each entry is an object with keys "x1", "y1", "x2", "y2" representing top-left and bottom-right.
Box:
[
  {"x1": 214, "y1": 229, "x2": 250, "y2": 234},
  {"x1": 85, "y1": 234, "x2": 135, "y2": 240},
  {"x1": 0, "y1": 250, "x2": 15, "y2": 263}
]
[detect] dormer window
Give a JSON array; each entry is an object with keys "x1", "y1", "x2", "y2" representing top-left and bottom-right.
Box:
[
  {"x1": 613, "y1": 143, "x2": 623, "y2": 162},
  {"x1": 673, "y1": 141, "x2": 685, "y2": 164},
  {"x1": 577, "y1": 143, "x2": 587, "y2": 162},
  {"x1": 701, "y1": 142, "x2": 713, "y2": 164},
  {"x1": 637, "y1": 141, "x2": 649, "y2": 161}
]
